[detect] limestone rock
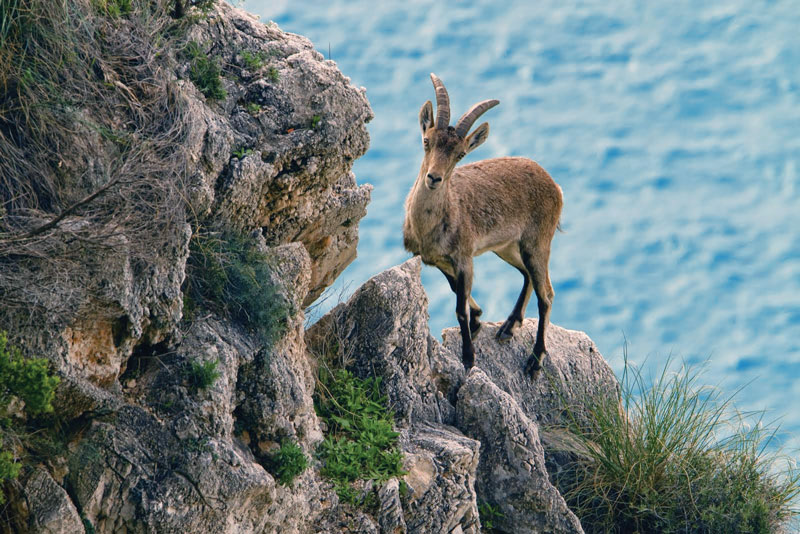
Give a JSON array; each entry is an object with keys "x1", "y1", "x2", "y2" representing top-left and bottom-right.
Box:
[
  {"x1": 377, "y1": 478, "x2": 407, "y2": 534},
  {"x1": 400, "y1": 425, "x2": 481, "y2": 534},
  {"x1": 457, "y1": 368, "x2": 584, "y2": 533},
  {"x1": 235, "y1": 242, "x2": 324, "y2": 455},
  {"x1": 183, "y1": 2, "x2": 373, "y2": 305},
  {"x1": 306, "y1": 258, "x2": 452, "y2": 428},
  {"x1": 14, "y1": 468, "x2": 84, "y2": 534},
  {"x1": 442, "y1": 319, "x2": 619, "y2": 430}
]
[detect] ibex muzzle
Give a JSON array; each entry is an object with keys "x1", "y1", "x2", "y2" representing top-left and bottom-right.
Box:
[{"x1": 403, "y1": 73, "x2": 563, "y2": 378}]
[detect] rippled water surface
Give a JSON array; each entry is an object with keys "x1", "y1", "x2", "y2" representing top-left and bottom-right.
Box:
[{"x1": 243, "y1": 0, "x2": 800, "y2": 445}]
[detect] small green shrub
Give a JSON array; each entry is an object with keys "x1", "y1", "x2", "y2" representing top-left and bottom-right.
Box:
[
  {"x1": 310, "y1": 114, "x2": 322, "y2": 129},
  {"x1": 266, "y1": 66, "x2": 279, "y2": 83},
  {"x1": 0, "y1": 449, "x2": 21, "y2": 504},
  {"x1": 186, "y1": 358, "x2": 220, "y2": 391},
  {"x1": 240, "y1": 50, "x2": 269, "y2": 71},
  {"x1": 0, "y1": 331, "x2": 60, "y2": 503},
  {"x1": 315, "y1": 368, "x2": 405, "y2": 504},
  {"x1": 478, "y1": 502, "x2": 504, "y2": 531},
  {"x1": 268, "y1": 440, "x2": 308, "y2": 485},
  {"x1": 184, "y1": 231, "x2": 293, "y2": 346},
  {"x1": 92, "y1": 0, "x2": 133, "y2": 17},
  {"x1": 0, "y1": 331, "x2": 60, "y2": 417},
  {"x1": 552, "y1": 354, "x2": 800, "y2": 534},
  {"x1": 185, "y1": 41, "x2": 226, "y2": 100},
  {"x1": 232, "y1": 147, "x2": 253, "y2": 159},
  {"x1": 246, "y1": 102, "x2": 261, "y2": 114}
]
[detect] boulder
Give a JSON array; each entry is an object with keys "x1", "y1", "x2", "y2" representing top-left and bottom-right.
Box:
[
  {"x1": 442, "y1": 319, "x2": 619, "y2": 430},
  {"x1": 457, "y1": 368, "x2": 584, "y2": 533}
]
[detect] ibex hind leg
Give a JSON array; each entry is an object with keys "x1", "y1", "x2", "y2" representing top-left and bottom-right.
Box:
[
  {"x1": 497, "y1": 266, "x2": 532, "y2": 342},
  {"x1": 495, "y1": 244, "x2": 533, "y2": 342},
  {"x1": 521, "y1": 247, "x2": 554, "y2": 379}
]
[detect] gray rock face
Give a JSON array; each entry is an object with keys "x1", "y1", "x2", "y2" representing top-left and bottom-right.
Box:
[
  {"x1": 14, "y1": 468, "x2": 84, "y2": 534},
  {"x1": 308, "y1": 257, "x2": 620, "y2": 533},
  {"x1": 307, "y1": 258, "x2": 450, "y2": 428},
  {"x1": 442, "y1": 319, "x2": 619, "y2": 431},
  {"x1": 400, "y1": 426, "x2": 481, "y2": 534},
  {"x1": 183, "y1": 3, "x2": 373, "y2": 306},
  {"x1": 457, "y1": 369, "x2": 584, "y2": 533}
]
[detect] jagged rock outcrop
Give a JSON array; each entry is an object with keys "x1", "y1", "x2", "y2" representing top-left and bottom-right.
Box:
[
  {"x1": 457, "y1": 369, "x2": 584, "y2": 533},
  {"x1": 9, "y1": 468, "x2": 84, "y2": 534},
  {"x1": 310, "y1": 257, "x2": 619, "y2": 533},
  {"x1": 1, "y1": 3, "x2": 624, "y2": 533},
  {"x1": 182, "y1": 5, "x2": 372, "y2": 306},
  {"x1": 3, "y1": 2, "x2": 370, "y2": 532}
]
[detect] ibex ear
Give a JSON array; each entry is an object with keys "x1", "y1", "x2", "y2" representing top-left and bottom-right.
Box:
[
  {"x1": 419, "y1": 100, "x2": 434, "y2": 135},
  {"x1": 465, "y1": 122, "x2": 490, "y2": 153}
]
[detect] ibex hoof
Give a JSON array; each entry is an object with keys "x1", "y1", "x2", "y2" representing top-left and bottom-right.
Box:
[
  {"x1": 496, "y1": 323, "x2": 515, "y2": 343},
  {"x1": 525, "y1": 351, "x2": 547, "y2": 379},
  {"x1": 462, "y1": 346, "x2": 475, "y2": 369},
  {"x1": 495, "y1": 319, "x2": 522, "y2": 343}
]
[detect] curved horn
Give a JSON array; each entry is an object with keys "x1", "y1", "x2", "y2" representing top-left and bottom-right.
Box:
[
  {"x1": 455, "y1": 99, "x2": 500, "y2": 138},
  {"x1": 430, "y1": 73, "x2": 450, "y2": 128}
]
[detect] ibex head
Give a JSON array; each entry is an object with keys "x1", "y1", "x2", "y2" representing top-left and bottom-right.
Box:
[{"x1": 418, "y1": 73, "x2": 499, "y2": 190}]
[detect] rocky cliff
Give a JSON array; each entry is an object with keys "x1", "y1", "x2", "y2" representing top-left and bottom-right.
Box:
[{"x1": 0, "y1": 2, "x2": 620, "y2": 533}]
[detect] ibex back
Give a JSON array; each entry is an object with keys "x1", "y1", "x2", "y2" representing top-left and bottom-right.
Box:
[{"x1": 403, "y1": 73, "x2": 563, "y2": 378}]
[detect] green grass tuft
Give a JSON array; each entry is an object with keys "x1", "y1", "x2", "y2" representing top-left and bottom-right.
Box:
[
  {"x1": 266, "y1": 66, "x2": 279, "y2": 83},
  {"x1": 92, "y1": 0, "x2": 133, "y2": 17},
  {"x1": 240, "y1": 49, "x2": 269, "y2": 71},
  {"x1": 268, "y1": 440, "x2": 308, "y2": 485},
  {"x1": 315, "y1": 368, "x2": 405, "y2": 504},
  {"x1": 185, "y1": 41, "x2": 226, "y2": 100},
  {"x1": 478, "y1": 502, "x2": 504, "y2": 532},
  {"x1": 183, "y1": 231, "x2": 293, "y2": 346},
  {"x1": 186, "y1": 358, "x2": 220, "y2": 391},
  {"x1": 552, "y1": 353, "x2": 800, "y2": 534}
]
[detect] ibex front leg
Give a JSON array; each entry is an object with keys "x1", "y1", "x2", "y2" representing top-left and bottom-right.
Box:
[
  {"x1": 438, "y1": 267, "x2": 482, "y2": 339},
  {"x1": 453, "y1": 261, "x2": 475, "y2": 368}
]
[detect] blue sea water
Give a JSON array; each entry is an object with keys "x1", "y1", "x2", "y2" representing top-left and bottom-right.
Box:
[{"x1": 243, "y1": 1, "x2": 800, "y2": 447}]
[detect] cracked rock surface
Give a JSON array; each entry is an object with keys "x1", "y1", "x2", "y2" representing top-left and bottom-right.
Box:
[{"x1": 2, "y1": 3, "x2": 621, "y2": 533}]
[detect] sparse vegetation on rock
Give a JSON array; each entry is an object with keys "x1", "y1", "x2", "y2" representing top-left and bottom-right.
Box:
[
  {"x1": 552, "y1": 355, "x2": 800, "y2": 534},
  {"x1": 0, "y1": 331, "x2": 60, "y2": 505},
  {"x1": 0, "y1": 1, "x2": 796, "y2": 533},
  {"x1": 315, "y1": 367, "x2": 405, "y2": 504},
  {"x1": 267, "y1": 440, "x2": 308, "y2": 486}
]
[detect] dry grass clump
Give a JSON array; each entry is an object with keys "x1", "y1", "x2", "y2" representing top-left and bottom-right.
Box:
[
  {"x1": 552, "y1": 353, "x2": 800, "y2": 534},
  {"x1": 0, "y1": 0, "x2": 196, "y2": 329}
]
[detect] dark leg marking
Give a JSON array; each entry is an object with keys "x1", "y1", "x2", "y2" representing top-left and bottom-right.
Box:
[
  {"x1": 440, "y1": 268, "x2": 482, "y2": 339},
  {"x1": 455, "y1": 271, "x2": 475, "y2": 369},
  {"x1": 521, "y1": 248, "x2": 553, "y2": 379},
  {"x1": 497, "y1": 265, "x2": 532, "y2": 342}
]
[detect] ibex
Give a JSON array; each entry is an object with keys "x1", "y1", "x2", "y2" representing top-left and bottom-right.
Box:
[{"x1": 403, "y1": 74, "x2": 563, "y2": 378}]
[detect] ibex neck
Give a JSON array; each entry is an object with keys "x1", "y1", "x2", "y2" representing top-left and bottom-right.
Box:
[{"x1": 407, "y1": 173, "x2": 450, "y2": 226}]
